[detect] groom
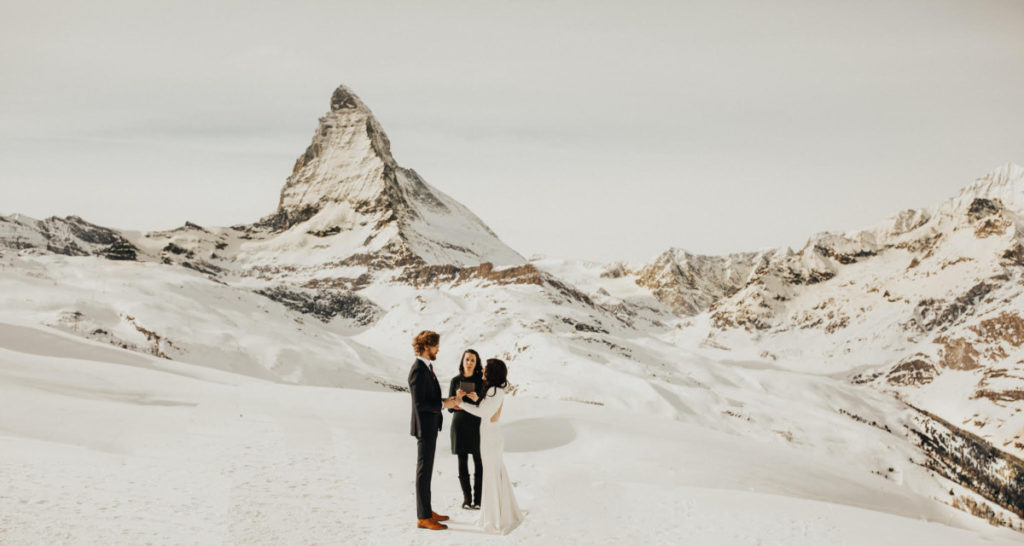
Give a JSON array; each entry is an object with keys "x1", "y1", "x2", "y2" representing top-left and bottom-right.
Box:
[{"x1": 408, "y1": 330, "x2": 460, "y2": 530}]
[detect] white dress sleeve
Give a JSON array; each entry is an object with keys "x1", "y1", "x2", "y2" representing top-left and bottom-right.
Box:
[{"x1": 461, "y1": 388, "x2": 504, "y2": 421}]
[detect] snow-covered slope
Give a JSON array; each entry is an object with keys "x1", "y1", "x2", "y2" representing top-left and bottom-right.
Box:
[
  {"x1": 1, "y1": 82, "x2": 1023, "y2": 538},
  {"x1": 2, "y1": 322, "x2": 1022, "y2": 544}
]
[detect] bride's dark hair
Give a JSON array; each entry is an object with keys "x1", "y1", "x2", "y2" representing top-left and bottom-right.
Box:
[{"x1": 483, "y1": 358, "x2": 508, "y2": 396}]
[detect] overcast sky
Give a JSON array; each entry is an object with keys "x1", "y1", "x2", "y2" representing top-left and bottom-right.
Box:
[{"x1": 2, "y1": 0, "x2": 1022, "y2": 262}]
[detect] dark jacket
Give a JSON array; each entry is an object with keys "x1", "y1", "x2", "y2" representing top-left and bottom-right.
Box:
[
  {"x1": 448, "y1": 374, "x2": 485, "y2": 455},
  {"x1": 409, "y1": 358, "x2": 443, "y2": 438}
]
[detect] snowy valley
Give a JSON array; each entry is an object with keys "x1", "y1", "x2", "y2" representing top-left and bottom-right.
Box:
[{"x1": 1, "y1": 85, "x2": 1023, "y2": 544}]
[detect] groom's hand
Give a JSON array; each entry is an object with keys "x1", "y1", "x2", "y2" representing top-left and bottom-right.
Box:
[{"x1": 442, "y1": 396, "x2": 459, "y2": 409}]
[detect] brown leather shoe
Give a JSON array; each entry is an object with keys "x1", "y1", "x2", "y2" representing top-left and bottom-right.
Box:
[
  {"x1": 431, "y1": 511, "x2": 450, "y2": 522},
  {"x1": 417, "y1": 518, "x2": 447, "y2": 530}
]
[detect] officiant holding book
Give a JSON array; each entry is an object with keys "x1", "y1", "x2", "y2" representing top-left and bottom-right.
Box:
[{"x1": 448, "y1": 349, "x2": 485, "y2": 510}]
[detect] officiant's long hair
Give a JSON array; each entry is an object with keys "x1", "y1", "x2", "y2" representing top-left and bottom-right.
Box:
[
  {"x1": 459, "y1": 349, "x2": 483, "y2": 381},
  {"x1": 482, "y1": 358, "x2": 508, "y2": 396}
]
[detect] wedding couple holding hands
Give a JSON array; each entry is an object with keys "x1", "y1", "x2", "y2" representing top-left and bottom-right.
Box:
[{"x1": 408, "y1": 330, "x2": 524, "y2": 534}]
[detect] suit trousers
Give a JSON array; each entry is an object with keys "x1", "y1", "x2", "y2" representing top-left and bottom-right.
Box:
[{"x1": 415, "y1": 429, "x2": 438, "y2": 519}]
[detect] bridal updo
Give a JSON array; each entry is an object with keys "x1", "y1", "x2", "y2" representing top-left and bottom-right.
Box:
[{"x1": 483, "y1": 358, "x2": 508, "y2": 395}]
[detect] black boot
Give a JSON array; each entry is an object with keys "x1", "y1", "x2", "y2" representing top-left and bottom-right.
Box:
[
  {"x1": 459, "y1": 475, "x2": 473, "y2": 509},
  {"x1": 472, "y1": 471, "x2": 482, "y2": 509}
]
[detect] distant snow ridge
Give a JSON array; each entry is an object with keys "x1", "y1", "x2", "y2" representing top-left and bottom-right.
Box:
[
  {"x1": 699, "y1": 162, "x2": 1024, "y2": 463},
  {"x1": 0, "y1": 214, "x2": 137, "y2": 260},
  {"x1": 943, "y1": 161, "x2": 1024, "y2": 215},
  {"x1": 603, "y1": 248, "x2": 768, "y2": 316}
]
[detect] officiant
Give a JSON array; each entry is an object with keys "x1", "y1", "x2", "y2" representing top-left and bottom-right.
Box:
[{"x1": 448, "y1": 349, "x2": 486, "y2": 510}]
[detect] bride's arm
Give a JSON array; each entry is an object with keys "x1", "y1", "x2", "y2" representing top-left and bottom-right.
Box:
[{"x1": 460, "y1": 389, "x2": 503, "y2": 420}]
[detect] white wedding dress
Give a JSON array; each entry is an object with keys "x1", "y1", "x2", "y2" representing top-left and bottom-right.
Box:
[{"x1": 460, "y1": 386, "x2": 524, "y2": 534}]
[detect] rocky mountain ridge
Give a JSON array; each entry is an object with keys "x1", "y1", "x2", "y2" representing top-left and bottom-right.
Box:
[{"x1": 693, "y1": 163, "x2": 1024, "y2": 459}]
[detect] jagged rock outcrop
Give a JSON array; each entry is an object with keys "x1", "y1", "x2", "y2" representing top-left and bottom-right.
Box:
[
  {"x1": 255, "y1": 285, "x2": 381, "y2": 324},
  {"x1": 909, "y1": 406, "x2": 1024, "y2": 523},
  {"x1": 0, "y1": 214, "x2": 138, "y2": 260},
  {"x1": 611, "y1": 248, "x2": 766, "y2": 316}
]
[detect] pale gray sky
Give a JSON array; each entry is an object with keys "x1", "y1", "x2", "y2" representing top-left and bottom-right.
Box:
[{"x1": 2, "y1": 0, "x2": 1022, "y2": 262}]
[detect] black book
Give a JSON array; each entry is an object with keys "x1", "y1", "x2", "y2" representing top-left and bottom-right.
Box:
[{"x1": 459, "y1": 381, "x2": 476, "y2": 394}]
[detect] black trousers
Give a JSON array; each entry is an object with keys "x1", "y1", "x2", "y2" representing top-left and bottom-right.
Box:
[
  {"x1": 415, "y1": 431, "x2": 438, "y2": 519},
  {"x1": 457, "y1": 450, "x2": 482, "y2": 480},
  {"x1": 458, "y1": 450, "x2": 483, "y2": 504}
]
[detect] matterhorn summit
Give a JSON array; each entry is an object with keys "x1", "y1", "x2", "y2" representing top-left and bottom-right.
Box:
[
  {"x1": 256, "y1": 84, "x2": 524, "y2": 269},
  {"x1": 273, "y1": 85, "x2": 396, "y2": 224}
]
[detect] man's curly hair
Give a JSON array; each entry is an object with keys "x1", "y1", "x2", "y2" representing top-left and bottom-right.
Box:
[{"x1": 412, "y1": 330, "x2": 440, "y2": 354}]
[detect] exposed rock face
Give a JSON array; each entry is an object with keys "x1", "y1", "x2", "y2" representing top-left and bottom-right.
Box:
[
  {"x1": 1002, "y1": 243, "x2": 1024, "y2": 265},
  {"x1": 885, "y1": 355, "x2": 937, "y2": 386},
  {"x1": 255, "y1": 285, "x2": 381, "y2": 325},
  {"x1": 269, "y1": 85, "x2": 398, "y2": 230},
  {"x1": 974, "y1": 365, "x2": 1024, "y2": 404},
  {"x1": 709, "y1": 231, "x2": 883, "y2": 331},
  {"x1": 933, "y1": 335, "x2": 983, "y2": 370},
  {"x1": 909, "y1": 406, "x2": 1024, "y2": 521},
  {"x1": 628, "y1": 248, "x2": 765, "y2": 316},
  {"x1": 903, "y1": 281, "x2": 998, "y2": 334},
  {"x1": 100, "y1": 239, "x2": 138, "y2": 260},
  {"x1": 0, "y1": 214, "x2": 138, "y2": 260},
  {"x1": 967, "y1": 198, "x2": 1002, "y2": 222},
  {"x1": 970, "y1": 311, "x2": 1024, "y2": 354},
  {"x1": 393, "y1": 262, "x2": 596, "y2": 306},
  {"x1": 395, "y1": 262, "x2": 545, "y2": 288}
]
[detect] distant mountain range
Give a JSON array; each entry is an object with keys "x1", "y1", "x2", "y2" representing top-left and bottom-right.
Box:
[{"x1": 1, "y1": 84, "x2": 1021, "y2": 529}]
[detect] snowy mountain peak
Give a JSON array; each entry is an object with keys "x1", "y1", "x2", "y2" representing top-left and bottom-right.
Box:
[
  {"x1": 269, "y1": 84, "x2": 397, "y2": 229},
  {"x1": 248, "y1": 83, "x2": 525, "y2": 270},
  {"x1": 941, "y1": 162, "x2": 1024, "y2": 218},
  {"x1": 978, "y1": 161, "x2": 1024, "y2": 187},
  {"x1": 329, "y1": 84, "x2": 372, "y2": 113},
  {"x1": 620, "y1": 247, "x2": 767, "y2": 315}
]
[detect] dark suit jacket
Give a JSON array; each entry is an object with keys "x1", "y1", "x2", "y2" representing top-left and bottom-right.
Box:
[{"x1": 408, "y1": 358, "x2": 443, "y2": 438}]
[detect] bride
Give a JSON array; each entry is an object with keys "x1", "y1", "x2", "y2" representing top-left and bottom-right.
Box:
[{"x1": 456, "y1": 358, "x2": 524, "y2": 534}]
